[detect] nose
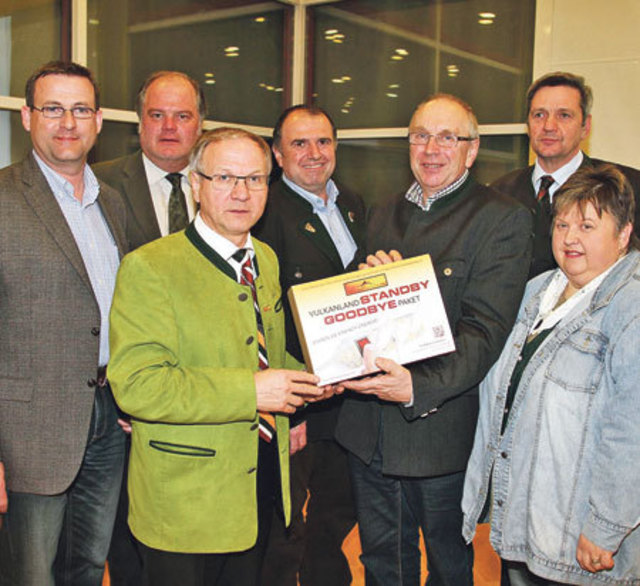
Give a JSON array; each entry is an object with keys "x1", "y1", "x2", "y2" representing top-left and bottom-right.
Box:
[
  {"x1": 563, "y1": 224, "x2": 579, "y2": 244},
  {"x1": 230, "y1": 178, "x2": 250, "y2": 200},
  {"x1": 60, "y1": 109, "x2": 77, "y2": 129},
  {"x1": 163, "y1": 115, "x2": 177, "y2": 131},
  {"x1": 543, "y1": 115, "x2": 557, "y2": 132},
  {"x1": 424, "y1": 135, "x2": 440, "y2": 154},
  {"x1": 307, "y1": 141, "x2": 321, "y2": 158}
]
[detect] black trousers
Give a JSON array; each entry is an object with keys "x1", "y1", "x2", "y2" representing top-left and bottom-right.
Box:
[
  {"x1": 107, "y1": 436, "x2": 144, "y2": 586},
  {"x1": 260, "y1": 439, "x2": 356, "y2": 586},
  {"x1": 138, "y1": 438, "x2": 278, "y2": 586}
]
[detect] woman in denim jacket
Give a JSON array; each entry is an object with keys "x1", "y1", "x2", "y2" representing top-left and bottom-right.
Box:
[{"x1": 462, "y1": 165, "x2": 640, "y2": 585}]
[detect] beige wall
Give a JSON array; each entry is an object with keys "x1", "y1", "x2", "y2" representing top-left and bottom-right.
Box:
[{"x1": 534, "y1": 0, "x2": 640, "y2": 168}]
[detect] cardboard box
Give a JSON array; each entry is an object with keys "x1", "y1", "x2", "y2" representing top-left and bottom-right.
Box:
[{"x1": 288, "y1": 254, "x2": 455, "y2": 384}]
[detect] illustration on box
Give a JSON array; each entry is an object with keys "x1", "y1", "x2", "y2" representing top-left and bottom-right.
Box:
[{"x1": 288, "y1": 255, "x2": 455, "y2": 385}]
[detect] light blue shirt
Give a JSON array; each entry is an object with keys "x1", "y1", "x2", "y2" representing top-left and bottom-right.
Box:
[
  {"x1": 282, "y1": 174, "x2": 357, "y2": 269},
  {"x1": 34, "y1": 151, "x2": 120, "y2": 366},
  {"x1": 532, "y1": 150, "x2": 583, "y2": 201}
]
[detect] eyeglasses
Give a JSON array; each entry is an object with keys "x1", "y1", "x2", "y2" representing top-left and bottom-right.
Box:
[
  {"x1": 31, "y1": 105, "x2": 97, "y2": 119},
  {"x1": 408, "y1": 132, "x2": 477, "y2": 149},
  {"x1": 196, "y1": 171, "x2": 268, "y2": 192}
]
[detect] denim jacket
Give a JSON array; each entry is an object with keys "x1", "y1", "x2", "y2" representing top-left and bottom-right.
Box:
[{"x1": 462, "y1": 249, "x2": 640, "y2": 585}]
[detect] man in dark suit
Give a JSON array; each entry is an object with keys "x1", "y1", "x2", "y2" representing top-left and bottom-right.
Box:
[
  {"x1": 0, "y1": 61, "x2": 127, "y2": 586},
  {"x1": 254, "y1": 105, "x2": 365, "y2": 586},
  {"x1": 93, "y1": 71, "x2": 204, "y2": 586},
  {"x1": 335, "y1": 94, "x2": 532, "y2": 585},
  {"x1": 492, "y1": 71, "x2": 640, "y2": 278},
  {"x1": 94, "y1": 70, "x2": 205, "y2": 249}
]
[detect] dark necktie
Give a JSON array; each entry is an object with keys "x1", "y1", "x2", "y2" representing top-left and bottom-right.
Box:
[
  {"x1": 233, "y1": 248, "x2": 275, "y2": 442},
  {"x1": 165, "y1": 173, "x2": 189, "y2": 233},
  {"x1": 536, "y1": 174, "x2": 555, "y2": 217}
]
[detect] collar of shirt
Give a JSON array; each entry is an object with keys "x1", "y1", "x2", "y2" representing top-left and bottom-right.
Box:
[
  {"x1": 532, "y1": 150, "x2": 584, "y2": 201},
  {"x1": 33, "y1": 150, "x2": 99, "y2": 206},
  {"x1": 282, "y1": 173, "x2": 339, "y2": 212},
  {"x1": 142, "y1": 153, "x2": 195, "y2": 236},
  {"x1": 529, "y1": 256, "x2": 620, "y2": 341},
  {"x1": 193, "y1": 213, "x2": 255, "y2": 280},
  {"x1": 405, "y1": 169, "x2": 469, "y2": 211}
]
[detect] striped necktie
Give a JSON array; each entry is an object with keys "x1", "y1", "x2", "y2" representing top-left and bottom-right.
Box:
[
  {"x1": 536, "y1": 174, "x2": 555, "y2": 217},
  {"x1": 233, "y1": 248, "x2": 275, "y2": 442}
]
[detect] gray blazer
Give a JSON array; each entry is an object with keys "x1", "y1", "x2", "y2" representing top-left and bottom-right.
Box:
[
  {"x1": 0, "y1": 153, "x2": 127, "y2": 494},
  {"x1": 93, "y1": 150, "x2": 162, "y2": 251}
]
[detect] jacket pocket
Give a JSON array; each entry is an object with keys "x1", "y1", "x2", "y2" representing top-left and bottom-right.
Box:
[
  {"x1": 547, "y1": 329, "x2": 607, "y2": 393},
  {"x1": 148, "y1": 440, "x2": 216, "y2": 457}
]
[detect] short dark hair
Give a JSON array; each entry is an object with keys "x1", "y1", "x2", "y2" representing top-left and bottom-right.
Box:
[
  {"x1": 526, "y1": 72, "x2": 593, "y2": 124},
  {"x1": 25, "y1": 61, "x2": 100, "y2": 109},
  {"x1": 135, "y1": 71, "x2": 206, "y2": 122},
  {"x1": 272, "y1": 105, "x2": 337, "y2": 148},
  {"x1": 553, "y1": 164, "x2": 639, "y2": 251}
]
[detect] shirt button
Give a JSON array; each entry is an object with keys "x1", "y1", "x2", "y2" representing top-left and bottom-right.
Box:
[
  {"x1": 496, "y1": 499, "x2": 503, "y2": 507},
  {"x1": 91, "y1": 327, "x2": 100, "y2": 336},
  {"x1": 501, "y1": 451, "x2": 508, "y2": 459},
  {"x1": 238, "y1": 293, "x2": 248, "y2": 302},
  {"x1": 246, "y1": 336, "x2": 254, "y2": 345}
]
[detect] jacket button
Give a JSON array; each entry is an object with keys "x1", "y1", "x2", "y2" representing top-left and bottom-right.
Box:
[
  {"x1": 247, "y1": 467, "x2": 257, "y2": 474},
  {"x1": 238, "y1": 293, "x2": 248, "y2": 302},
  {"x1": 496, "y1": 499, "x2": 504, "y2": 507},
  {"x1": 246, "y1": 336, "x2": 254, "y2": 345},
  {"x1": 501, "y1": 451, "x2": 508, "y2": 459},
  {"x1": 87, "y1": 378, "x2": 97, "y2": 388},
  {"x1": 91, "y1": 327, "x2": 100, "y2": 336},
  {"x1": 250, "y1": 423, "x2": 258, "y2": 431}
]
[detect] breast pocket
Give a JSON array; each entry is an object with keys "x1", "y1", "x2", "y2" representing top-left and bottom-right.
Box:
[{"x1": 547, "y1": 329, "x2": 607, "y2": 393}]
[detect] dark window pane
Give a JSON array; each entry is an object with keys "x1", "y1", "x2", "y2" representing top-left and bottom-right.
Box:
[
  {"x1": 0, "y1": 1, "x2": 61, "y2": 97},
  {"x1": 87, "y1": 0, "x2": 287, "y2": 126},
  {"x1": 312, "y1": 0, "x2": 534, "y2": 128}
]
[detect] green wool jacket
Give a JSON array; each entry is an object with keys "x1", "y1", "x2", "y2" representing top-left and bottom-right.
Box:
[{"x1": 109, "y1": 224, "x2": 300, "y2": 553}]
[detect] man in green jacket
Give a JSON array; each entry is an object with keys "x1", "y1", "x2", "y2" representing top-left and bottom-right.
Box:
[{"x1": 109, "y1": 127, "x2": 326, "y2": 586}]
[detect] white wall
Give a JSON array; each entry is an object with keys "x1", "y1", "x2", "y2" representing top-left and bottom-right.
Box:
[{"x1": 534, "y1": 0, "x2": 640, "y2": 168}]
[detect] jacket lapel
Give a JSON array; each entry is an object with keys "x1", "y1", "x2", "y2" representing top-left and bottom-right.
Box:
[
  {"x1": 296, "y1": 213, "x2": 343, "y2": 271},
  {"x1": 337, "y1": 197, "x2": 364, "y2": 257},
  {"x1": 98, "y1": 186, "x2": 128, "y2": 258},
  {"x1": 20, "y1": 154, "x2": 93, "y2": 292},
  {"x1": 125, "y1": 152, "x2": 162, "y2": 242}
]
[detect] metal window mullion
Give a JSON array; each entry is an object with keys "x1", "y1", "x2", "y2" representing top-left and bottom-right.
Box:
[
  {"x1": 290, "y1": 3, "x2": 307, "y2": 104},
  {"x1": 71, "y1": 0, "x2": 88, "y2": 65}
]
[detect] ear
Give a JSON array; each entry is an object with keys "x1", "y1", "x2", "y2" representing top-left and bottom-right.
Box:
[
  {"x1": 618, "y1": 221, "x2": 632, "y2": 252},
  {"x1": 272, "y1": 144, "x2": 284, "y2": 169},
  {"x1": 465, "y1": 137, "x2": 480, "y2": 169},
  {"x1": 189, "y1": 170, "x2": 202, "y2": 204},
  {"x1": 21, "y1": 105, "x2": 32, "y2": 132},
  {"x1": 95, "y1": 109, "x2": 103, "y2": 134},
  {"x1": 581, "y1": 114, "x2": 592, "y2": 140}
]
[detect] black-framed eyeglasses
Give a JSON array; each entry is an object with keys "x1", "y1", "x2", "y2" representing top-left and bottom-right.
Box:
[
  {"x1": 31, "y1": 105, "x2": 97, "y2": 119},
  {"x1": 196, "y1": 171, "x2": 269, "y2": 192},
  {"x1": 408, "y1": 132, "x2": 477, "y2": 149}
]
